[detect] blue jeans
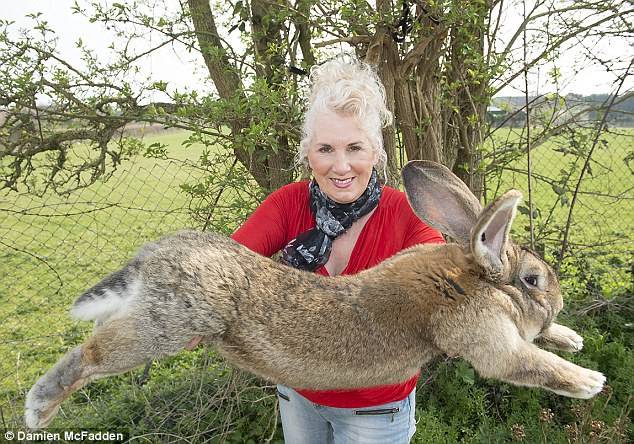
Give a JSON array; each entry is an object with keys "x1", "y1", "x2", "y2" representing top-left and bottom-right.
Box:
[{"x1": 276, "y1": 385, "x2": 416, "y2": 444}]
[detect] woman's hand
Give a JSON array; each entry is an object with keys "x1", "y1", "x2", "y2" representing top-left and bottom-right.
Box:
[{"x1": 185, "y1": 335, "x2": 204, "y2": 350}]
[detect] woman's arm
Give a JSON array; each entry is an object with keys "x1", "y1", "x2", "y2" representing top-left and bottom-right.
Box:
[
  {"x1": 186, "y1": 184, "x2": 299, "y2": 350},
  {"x1": 231, "y1": 185, "x2": 295, "y2": 256}
]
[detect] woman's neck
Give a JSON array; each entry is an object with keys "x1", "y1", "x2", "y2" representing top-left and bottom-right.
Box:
[{"x1": 324, "y1": 208, "x2": 377, "y2": 276}]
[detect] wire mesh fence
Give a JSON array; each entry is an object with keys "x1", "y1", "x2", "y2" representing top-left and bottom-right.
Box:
[
  {"x1": 484, "y1": 126, "x2": 634, "y2": 296},
  {"x1": 0, "y1": 126, "x2": 632, "y2": 431},
  {"x1": 0, "y1": 133, "x2": 203, "y2": 423}
]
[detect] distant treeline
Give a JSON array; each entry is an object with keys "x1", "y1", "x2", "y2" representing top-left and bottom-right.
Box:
[{"x1": 491, "y1": 93, "x2": 634, "y2": 127}]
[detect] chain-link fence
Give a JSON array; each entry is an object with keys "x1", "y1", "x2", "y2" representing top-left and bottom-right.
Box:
[
  {"x1": 1, "y1": 125, "x2": 632, "y2": 430},
  {"x1": 484, "y1": 125, "x2": 634, "y2": 296},
  {"x1": 0, "y1": 129, "x2": 205, "y2": 424}
]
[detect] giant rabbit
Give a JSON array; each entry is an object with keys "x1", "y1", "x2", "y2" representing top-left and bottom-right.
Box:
[{"x1": 25, "y1": 161, "x2": 605, "y2": 429}]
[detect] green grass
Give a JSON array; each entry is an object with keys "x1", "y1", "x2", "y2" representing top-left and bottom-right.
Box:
[
  {"x1": 0, "y1": 128, "x2": 631, "y2": 441},
  {"x1": 0, "y1": 130, "x2": 207, "y2": 413},
  {"x1": 485, "y1": 128, "x2": 633, "y2": 236},
  {"x1": 484, "y1": 127, "x2": 634, "y2": 295}
]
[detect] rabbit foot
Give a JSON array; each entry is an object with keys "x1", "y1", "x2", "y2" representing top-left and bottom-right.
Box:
[
  {"x1": 24, "y1": 395, "x2": 60, "y2": 429},
  {"x1": 554, "y1": 367, "x2": 606, "y2": 399},
  {"x1": 559, "y1": 327, "x2": 583, "y2": 352},
  {"x1": 538, "y1": 324, "x2": 584, "y2": 352}
]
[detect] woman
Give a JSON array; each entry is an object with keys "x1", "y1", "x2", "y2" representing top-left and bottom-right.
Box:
[{"x1": 229, "y1": 57, "x2": 444, "y2": 443}]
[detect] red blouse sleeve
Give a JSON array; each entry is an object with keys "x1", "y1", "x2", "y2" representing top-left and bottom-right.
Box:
[{"x1": 231, "y1": 186, "x2": 292, "y2": 257}]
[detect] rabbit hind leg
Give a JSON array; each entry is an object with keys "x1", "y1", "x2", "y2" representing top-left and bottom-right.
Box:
[{"x1": 25, "y1": 318, "x2": 156, "y2": 429}]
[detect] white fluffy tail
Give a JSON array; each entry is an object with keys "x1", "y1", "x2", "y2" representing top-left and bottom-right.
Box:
[{"x1": 71, "y1": 268, "x2": 140, "y2": 323}]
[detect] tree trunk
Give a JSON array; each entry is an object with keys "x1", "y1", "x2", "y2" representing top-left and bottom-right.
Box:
[
  {"x1": 188, "y1": 0, "x2": 271, "y2": 190},
  {"x1": 363, "y1": 0, "x2": 401, "y2": 185},
  {"x1": 250, "y1": 0, "x2": 295, "y2": 191},
  {"x1": 443, "y1": 3, "x2": 489, "y2": 200}
]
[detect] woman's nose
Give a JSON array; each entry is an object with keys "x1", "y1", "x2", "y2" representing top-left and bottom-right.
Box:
[{"x1": 331, "y1": 151, "x2": 352, "y2": 175}]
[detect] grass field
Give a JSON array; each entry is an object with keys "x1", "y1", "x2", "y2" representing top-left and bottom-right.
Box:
[
  {"x1": 0, "y1": 128, "x2": 631, "y2": 441},
  {"x1": 0, "y1": 130, "x2": 207, "y2": 411},
  {"x1": 484, "y1": 127, "x2": 634, "y2": 295}
]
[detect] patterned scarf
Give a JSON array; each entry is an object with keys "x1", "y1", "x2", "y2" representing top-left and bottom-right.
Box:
[{"x1": 282, "y1": 169, "x2": 382, "y2": 271}]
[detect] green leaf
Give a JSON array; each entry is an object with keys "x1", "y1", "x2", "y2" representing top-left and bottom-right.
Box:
[
  {"x1": 455, "y1": 361, "x2": 475, "y2": 385},
  {"x1": 152, "y1": 81, "x2": 168, "y2": 92},
  {"x1": 144, "y1": 142, "x2": 168, "y2": 159},
  {"x1": 517, "y1": 205, "x2": 530, "y2": 216},
  {"x1": 551, "y1": 184, "x2": 564, "y2": 195}
]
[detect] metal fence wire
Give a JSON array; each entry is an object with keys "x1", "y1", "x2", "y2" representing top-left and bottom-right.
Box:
[
  {"x1": 0, "y1": 126, "x2": 632, "y2": 426},
  {"x1": 1, "y1": 139, "x2": 201, "y2": 421}
]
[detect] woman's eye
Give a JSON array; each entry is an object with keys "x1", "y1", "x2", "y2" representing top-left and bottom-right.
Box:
[
  {"x1": 318, "y1": 146, "x2": 333, "y2": 153},
  {"x1": 348, "y1": 145, "x2": 362, "y2": 151},
  {"x1": 522, "y1": 275, "x2": 539, "y2": 287}
]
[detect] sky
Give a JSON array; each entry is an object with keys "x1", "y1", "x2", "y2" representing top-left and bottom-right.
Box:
[{"x1": 3, "y1": 0, "x2": 633, "y2": 99}]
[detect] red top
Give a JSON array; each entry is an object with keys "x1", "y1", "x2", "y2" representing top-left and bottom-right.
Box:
[{"x1": 231, "y1": 181, "x2": 444, "y2": 408}]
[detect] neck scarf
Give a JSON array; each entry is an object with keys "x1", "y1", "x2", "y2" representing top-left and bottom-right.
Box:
[{"x1": 282, "y1": 169, "x2": 382, "y2": 271}]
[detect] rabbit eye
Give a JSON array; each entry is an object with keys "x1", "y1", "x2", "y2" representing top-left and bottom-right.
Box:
[{"x1": 522, "y1": 275, "x2": 539, "y2": 287}]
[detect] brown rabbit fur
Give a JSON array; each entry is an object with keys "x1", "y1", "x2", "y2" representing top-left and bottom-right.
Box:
[{"x1": 24, "y1": 161, "x2": 605, "y2": 429}]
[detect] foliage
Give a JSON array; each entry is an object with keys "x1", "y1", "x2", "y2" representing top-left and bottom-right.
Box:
[
  {"x1": 1, "y1": 0, "x2": 632, "y2": 203},
  {"x1": 1, "y1": 130, "x2": 632, "y2": 442},
  {"x1": 53, "y1": 354, "x2": 283, "y2": 443},
  {"x1": 176, "y1": 131, "x2": 267, "y2": 234},
  {"x1": 1, "y1": 2, "x2": 633, "y2": 437}
]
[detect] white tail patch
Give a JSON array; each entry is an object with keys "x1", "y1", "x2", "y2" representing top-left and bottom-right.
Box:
[{"x1": 70, "y1": 279, "x2": 140, "y2": 323}]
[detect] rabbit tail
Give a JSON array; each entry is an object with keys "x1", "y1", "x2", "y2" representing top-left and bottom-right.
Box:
[
  {"x1": 71, "y1": 269, "x2": 140, "y2": 323},
  {"x1": 70, "y1": 242, "x2": 158, "y2": 323}
]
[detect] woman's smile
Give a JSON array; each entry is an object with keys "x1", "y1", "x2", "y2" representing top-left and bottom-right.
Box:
[{"x1": 331, "y1": 177, "x2": 355, "y2": 188}]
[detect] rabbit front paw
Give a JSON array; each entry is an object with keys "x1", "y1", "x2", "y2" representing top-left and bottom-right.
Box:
[
  {"x1": 560, "y1": 327, "x2": 583, "y2": 352},
  {"x1": 539, "y1": 323, "x2": 584, "y2": 352},
  {"x1": 558, "y1": 367, "x2": 606, "y2": 399}
]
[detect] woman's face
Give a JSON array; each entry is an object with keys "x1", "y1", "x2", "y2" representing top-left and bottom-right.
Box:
[{"x1": 306, "y1": 110, "x2": 377, "y2": 204}]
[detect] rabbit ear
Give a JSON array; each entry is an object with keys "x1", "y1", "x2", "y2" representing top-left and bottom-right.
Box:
[
  {"x1": 470, "y1": 190, "x2": 522, "y2": 277},
  {"x1": 402, "y1": 160, "x2": 483, "y2": 243}
]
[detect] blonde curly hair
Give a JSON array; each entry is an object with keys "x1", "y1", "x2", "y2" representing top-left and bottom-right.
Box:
[{"x1": 296, "y1": 56, "x2": 393, "y2": 175}]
